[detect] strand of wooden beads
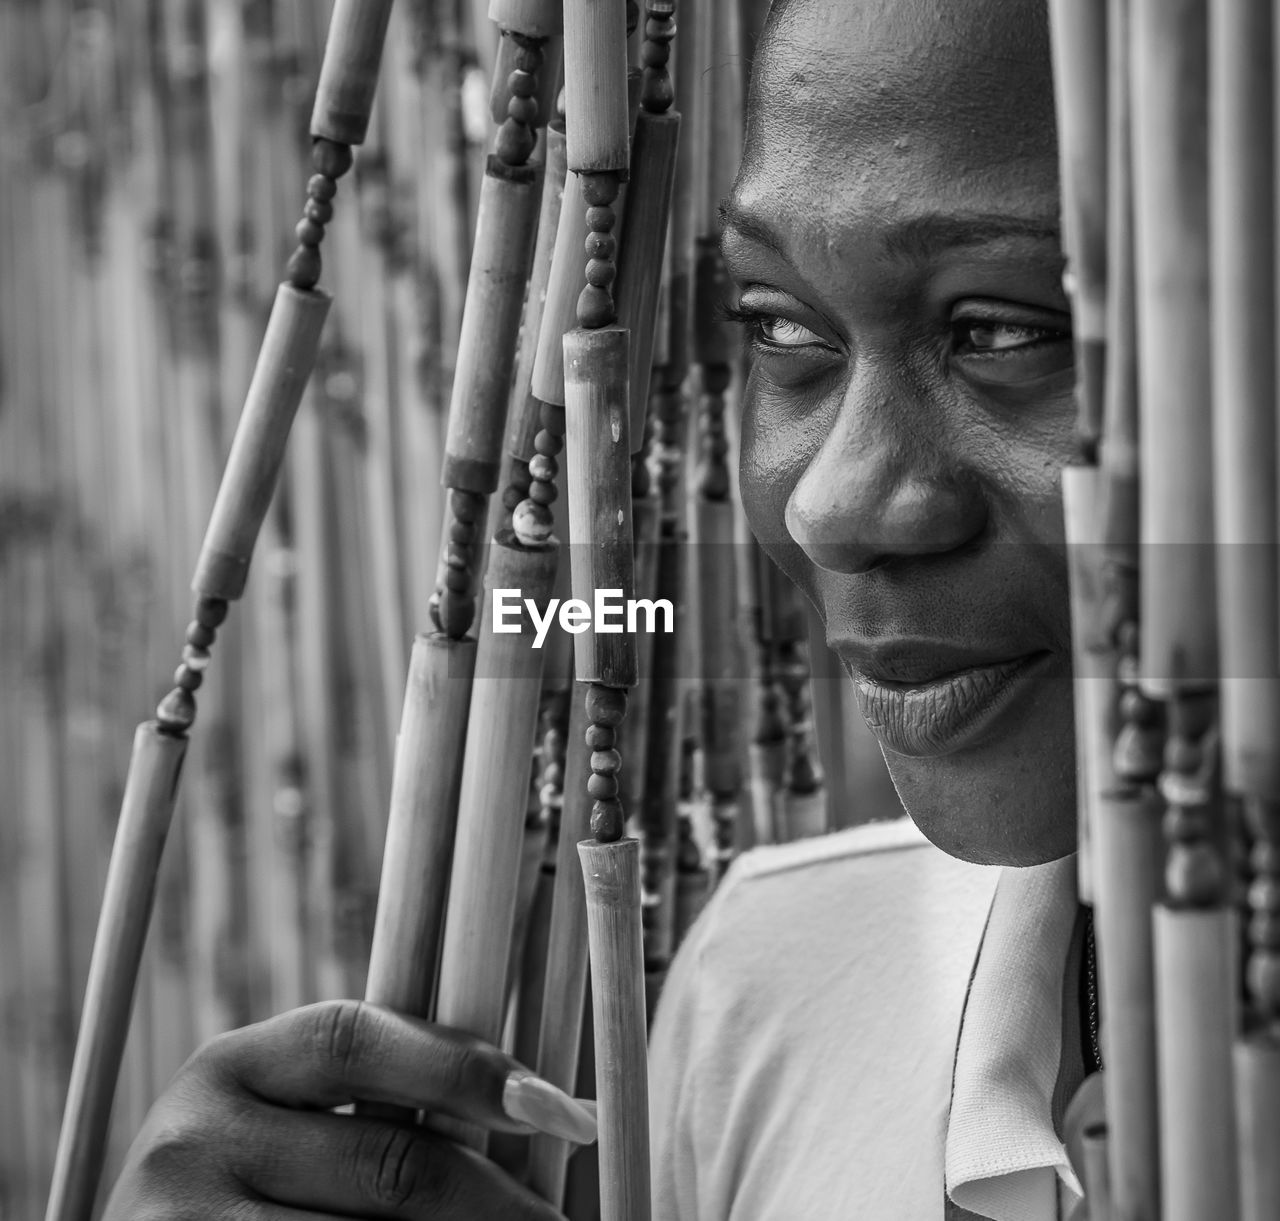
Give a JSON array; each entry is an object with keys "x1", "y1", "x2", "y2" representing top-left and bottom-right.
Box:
[
  {"x1": 434, "y1": 31, "x2": 548, "y2": 632},
  {"x1": 1160, "y1": 693, "x2": 1223, "y2": 908},
  {"x1": 777, "y1": 638, "x2": 825, "y2": 841},
  {"x1": 1244, "y1": 799, "x2": 1280, "y2": 1033},
  {"x1": 560, "y1": 0, "x2": 650, "y2": 1209},
  {"x1": 45, "y1": 0, "x2": 391, "y2": 1206}
]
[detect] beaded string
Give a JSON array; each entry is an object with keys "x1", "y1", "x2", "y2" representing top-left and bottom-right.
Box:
[
  {"x1": 157, "y1": 135, "x2": 354, "y2": 736},
  {"x1": 434, "y1": 36, "x2": 547, "y2": 631},
  {"x1": 577, "y1": 160, "x2": 630, "y2": 844}
]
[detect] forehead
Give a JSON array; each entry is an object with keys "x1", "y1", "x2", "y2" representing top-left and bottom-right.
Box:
[{"x1": 735, "y1": 0, "x2": 1059, "y2": 252}]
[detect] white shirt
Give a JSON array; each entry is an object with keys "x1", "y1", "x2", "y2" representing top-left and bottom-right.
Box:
[{"x1": 648, "y1": 818, "x2": 1083, "y2": 1220}]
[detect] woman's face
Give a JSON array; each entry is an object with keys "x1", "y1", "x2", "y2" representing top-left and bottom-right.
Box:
[{"x1": 729, "y1": 0, "x2": 1077, "y2": 866}]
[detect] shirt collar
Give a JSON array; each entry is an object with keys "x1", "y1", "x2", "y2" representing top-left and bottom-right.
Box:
[{"x1": 945, "y1": 854, "x2": 1084, "y2": 1221}]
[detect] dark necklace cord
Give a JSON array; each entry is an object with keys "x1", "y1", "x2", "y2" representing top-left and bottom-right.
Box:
[{"x1": 1083, "y1": 909, "x2": 1104, "y2": 1075}]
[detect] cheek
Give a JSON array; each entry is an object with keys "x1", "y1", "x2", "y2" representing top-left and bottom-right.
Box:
[{"x1": 739, "y1": 376, "x2": 826, "y2": 575}]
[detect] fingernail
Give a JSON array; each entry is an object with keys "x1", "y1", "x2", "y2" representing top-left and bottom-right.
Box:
[{"x1": 503, "y1": 1071, "x2": 598, "y2": 1145}]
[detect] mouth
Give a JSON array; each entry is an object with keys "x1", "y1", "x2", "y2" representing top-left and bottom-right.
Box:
[{"x1": 843, "y1": 647, "x2": 1055, "y2": 758}]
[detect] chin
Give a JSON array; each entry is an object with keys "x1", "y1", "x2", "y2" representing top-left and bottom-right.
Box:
[{"x1": 877, "y1": 681, "x2": 1080, "y2": 868}]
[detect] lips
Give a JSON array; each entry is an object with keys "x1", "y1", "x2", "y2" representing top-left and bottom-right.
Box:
[{"x1": 841, "y1": 647, "x2": 1053, "y2": 758}]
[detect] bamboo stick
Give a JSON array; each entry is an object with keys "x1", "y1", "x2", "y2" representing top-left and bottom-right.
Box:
[
  {"x1": 1234, "y1": 1039, "x2": 1280, "y2": 1221},
  {"x1": 1153, "y1": 908, "x2": 1240, "y2": 1221},
  {"x1": 360, "y1": 632, "x2": 476, "y2": 1120},
  {"x1": 563, "y1": 326, "x2": 637, "y2": 688},
  {"x1": 532, "y1": 156, "x2": 590, "y2": 409},
  {"x1": 508, "y1": 125, "x2": 570, "y2": 464},
  {"x1": 444, "y1": 163, "x2": 544, "y2": 494},
  {"x1": 528, "y1": 689, "x2": 594, "y2": 1206},
  {"x1": 579, "y1": 838, "x2": 651, "y2": 1221},
  {"x1": 615, "y1": 111, "x2": 679, "y2": 447},
  {"x1": 1092, "y1": 788, "x2": 1162, "y2": 1221},
  {"x1": 193, "y1": 285, "x2": 332, "y2": 601},
  {"x1": 45, "y1": 727, "x2": 187, "y2": 1221},
  {"x1": 311, "y1": 0, "x2": 396, "y2": 146},
  {"x1": 561, "y1": 0, "x2": 630, "y2": 174},
  {"x1": 1209, "y1": 0, "x2": 1278, "y2": 800},
  {"x1": 434, "y1": 538, "x2": 558, "y2": 1147},
  {"x1": 1046, "y1": 0, "x2": 1108, "y2": 452},
  {"x1": 1130, "y1": 0, "x2": 1214, "y2": 693}
]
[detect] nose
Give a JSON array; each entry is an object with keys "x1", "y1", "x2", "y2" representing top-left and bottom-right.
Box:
[{"x1": 784, "y1": 372, "x2": 989, "y2": 573}]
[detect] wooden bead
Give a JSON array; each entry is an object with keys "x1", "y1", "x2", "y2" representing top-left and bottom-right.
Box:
[
  {"x1": 585, "y1": 232, "x2": 617, "y2": 261},
  {"x1": 1166, "y1": 841, "x2": 1226, "y2": 907},
  {"x1": 1247, "y1": 957, "x2": 1280, "y2": 1015},
  {"x1": 1256, "y1": 841, "x2": 1280, "y2": 874},
  {"x1": 529, "y1": 479, "x2": 557, "y2": 506},
  {"x1": 181, "y1": 644, "x2": 211, "y2": 671},
  {"x1": 451, "y1": 489, "x2": 483, "y2": 522},
  {"x1": 509, "y1": 66, "x2": 538, "y2": 97},
  {"x1": 496, "y1": 123, "x2": 537, "y2": 166},
  {"x1": 1250, "y1": 912, "x2": 1280, "y2": 950},
  {"x1": 540, "y1": 401, "x2": 566, "y2": 432},
  {"x1": 588, "y1": 773, "x2": 620, "y2": 800},
  {"x1": 582, "y1": 173, "x2": 620, "y2": 207},
  {"x1": 534, "y1": 431, "x2": 563, "y2": 460},
  {"x1": 591, "y1": 798, "x2": 625, "y2": 842},
  {"x1": 156, "y1": 687, "x2": 196, "y2": 731},
  {"x1": 445, "y1": 566, "x2": 472, "y2": 594},
  {"x1": 449, "y1": 517, "x2": 478, "y2": 544},
  {"x1": 196, "y1": 596, "x2": 229, "y2": 628},
  {"x1": 1119, "y1": 686, "x2": 1157, "y2": 726},
  {"x1": 508, "y1": 94, "x2": 539, "y2": 125},
  {"x1": 591, "y1": 748, "x2": 622, "y2": 775},
  {"x1": 513, "y1": 41, "x2": 542, "y2": 75},
  {"x1": 286, "y1": 247, "x2": 322, "y2": 290},
  {"x1": 1160, "y1": 770, "x2": 1212, "y2": 809},
  {"x1": 528, "y1": 453, "x2": 557, "y2": 482},
  {"x1": 585, "y1": 723, "x2": 615, "y2": 749},
  {"x1": 186, "y1": 621, "x2": 216, "y2": 649},
  {"x1": 513, "y1": 500, "x2": 555, "y2": 545},
  {"x1": 585, "y1": 204, "x2": 617, "y2": 232},
  {"x1": 1163, "y1": 803, "x2": 1210, "y2": 842},
  {"x1": 438, "y1": 589, "x2": 474, "y2": 638},
  {"x1": 1113, "y1": 722, "x2": 1164, "y2": 781},
  {"x1": 312, "y1": 138, "x2": 354, "y2": 179},
  {"x1": 304, "y1": 198, "x2": 335, "y2": 225},
  {"x1": 585, "y1": 259, "x2": 617, "y2": 291},
  {"x1": 1249, "y1": 876, "x2": 1280, "y2": 912},
  {"x1": 586, "y1": 684, "x2": 627, "y2": 726},
  {"x1": 308, "y1": 173, "x2": 338, "y2": 202},
  {"x1": 578, "y1": 284, "x2": 615, "y2": 328},
  {"x1": 174, "y1": 665, "x2": 203, "y2": 691},
  {"x1": 295, "y1": 218, "x2": 325, "y2": 247}
]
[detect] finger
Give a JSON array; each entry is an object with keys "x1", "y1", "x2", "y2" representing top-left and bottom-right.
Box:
[
  {"x1": 203, "y1": 1001, "x2": 592, "y2": 1142},
  {"x1": 237, "y1": 1105, "x2": 568, "y2": 1221},
  {"x1": 203, "y1": 1001, "x2": 596, "y2": 1142}
]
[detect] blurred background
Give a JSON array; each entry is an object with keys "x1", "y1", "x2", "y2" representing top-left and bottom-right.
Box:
[{"x1": 0, "y1": 1, "x2": 902, "y2": 1216}]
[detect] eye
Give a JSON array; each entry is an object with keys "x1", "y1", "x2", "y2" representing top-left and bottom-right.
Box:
[
  {"x1": 952, "y1": 318, "x2": 1067, "y2": 356},
  {"x1": 755, "y1": 315, "x2": 825, "y2": 348},
  {"x1": 722, "y1": 302, "x2": 833, "y2": 354}
]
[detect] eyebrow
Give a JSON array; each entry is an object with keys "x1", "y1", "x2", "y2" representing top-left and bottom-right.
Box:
[{"x1": 717, "y1": 199, "x2": 1061, "y2": 264}]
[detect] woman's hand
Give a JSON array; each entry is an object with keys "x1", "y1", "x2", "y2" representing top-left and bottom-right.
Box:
[{"x1": 103, "y1": 1000, "x2": 594, "y2": 1220}]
